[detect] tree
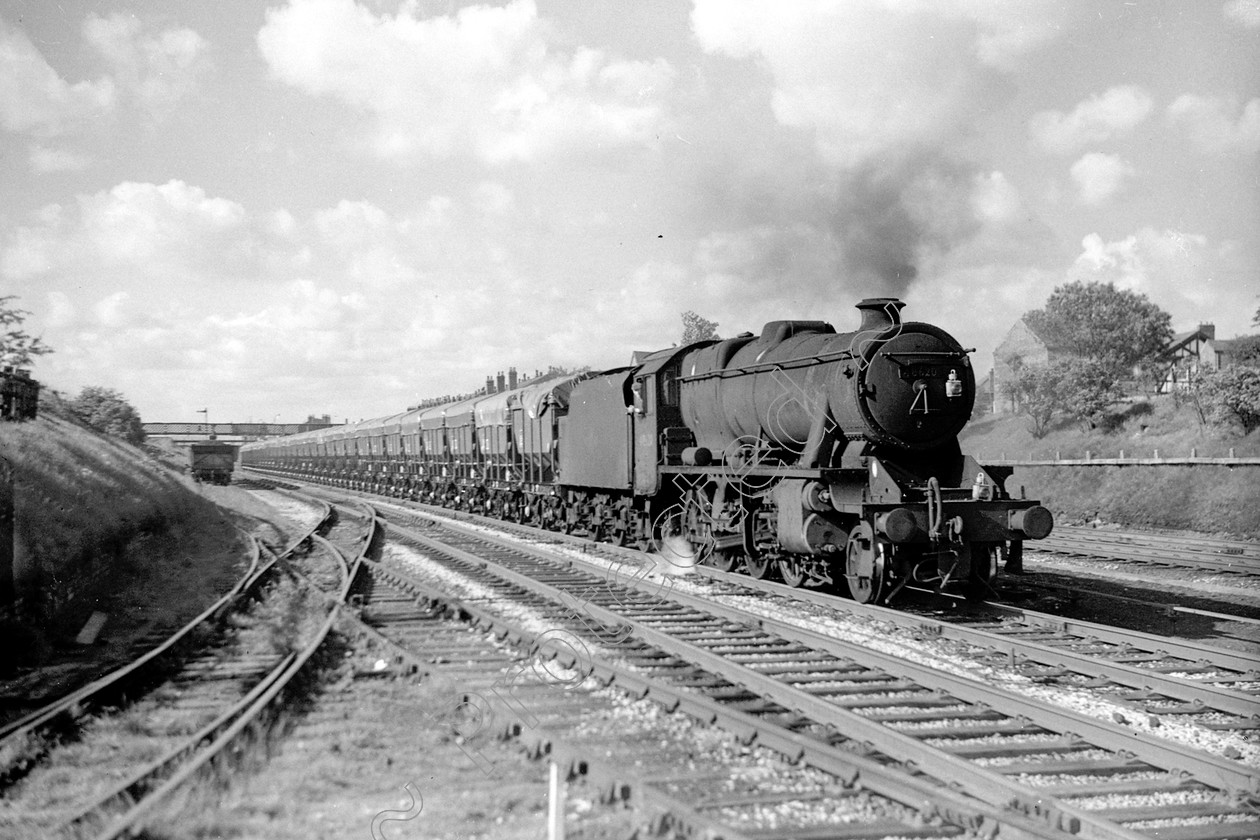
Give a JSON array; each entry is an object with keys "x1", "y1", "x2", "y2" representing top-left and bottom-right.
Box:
[
  {"x1": 1229, "y1": 335, "x2": 1260, "y2": 366},
  {"x1": 681, "y1": 311, "x2": 719, "y2": 344},
  {"x1": 1024, "y1": 281, "x2": 1173, "y2": 377},
  {"x1": 1199, "y1": 366, "x2": 1260, "y2": 434},
  {"x1": 1007, "y1": 358, "x2": 1118, "y2": 438},
  {"x1": 0, "y1": 295, "x2": 54, "y2": 368},
  {"x1": 70, "y1": 387, "x2": 146, "y2": 445}
]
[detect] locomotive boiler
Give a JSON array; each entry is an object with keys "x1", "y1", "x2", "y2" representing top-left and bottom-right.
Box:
[{"x1": 240, "y1": 297, "x2": 1052, "y2": 604}]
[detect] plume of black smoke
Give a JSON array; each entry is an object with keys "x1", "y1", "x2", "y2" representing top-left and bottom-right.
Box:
[{"x1": 699, "y1": 147, "x2": 981, "y2": 300}]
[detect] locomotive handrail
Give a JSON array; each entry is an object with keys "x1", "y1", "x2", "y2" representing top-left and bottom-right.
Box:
[
  {"x1": 679, "y1": 344, "x2": 978, "y2": 383},
  {"x1": 678, "y1": 347, "x2": 859, "y2": 381}
]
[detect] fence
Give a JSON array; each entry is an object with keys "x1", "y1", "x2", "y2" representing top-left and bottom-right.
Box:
[
  {"x1": 0, "y1": 368, "x2": 39, "y2": 421},
  {"x1": 982, "y1": 448, "x2": 1260, "y2": 467}
]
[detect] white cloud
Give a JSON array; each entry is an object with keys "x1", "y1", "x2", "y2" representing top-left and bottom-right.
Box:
[
  {"x1": 78, "y1": 180, "x2": 248, "y2": 272},
  {"x1": 1224, "y1": 0, "x2": 1260, "y2": 28},
  {"x1": 257, "y1": 0, "x2": 673, "y2": 163},
  {"x1": 1167, "y1": 94, "x2": 1260, "y2": 155},
  {"x1": 1069, "y1": 229, "x2": 1217, "y2": 314},
  {"x1": 82, "y1": 13, "x2": 211, "y2": 115},
  {"x1": 1, "y1": 178, "x2": 694, "y2": 418},
  {"x1": 1029, "y1": 85, "x2": 1154, "y2": 153},
  {"x1": 28, "y1": 145, "x2": 93, "y2": 173},
  {"x1": 690, "y1": 0, "x2": 1074, "y2": 167},
  {"x1": 0, "y1": 19, "x2": 115, "y2": 137},
  {"x1": 1070, "y1": 152, "x2": 1135, "y2": 205}
]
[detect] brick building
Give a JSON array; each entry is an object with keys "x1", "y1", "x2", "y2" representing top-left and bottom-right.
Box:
[{"x1": 990, "y1": 318, "x2": 1068, "y2": 413}]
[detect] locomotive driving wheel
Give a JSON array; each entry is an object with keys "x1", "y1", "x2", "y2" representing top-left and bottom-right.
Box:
[
  {"x1": 844, "y1": 521, "x2": 886, "y2": 604},
  {"x1": 744, "y1": 552, "x2": 774, "y2": 580},
  {"x1": 777, "y1": 555, "x2": 808, "y2": 588}
]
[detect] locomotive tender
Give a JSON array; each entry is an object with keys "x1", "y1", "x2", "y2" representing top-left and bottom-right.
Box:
[{"x1": 241, "y1": 298, "x2": 1052, "y2": 603}]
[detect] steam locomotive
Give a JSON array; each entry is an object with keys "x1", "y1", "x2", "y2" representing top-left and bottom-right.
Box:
[{"x1": 240, "y1": 298, "x2": 1052, "y2": 603}]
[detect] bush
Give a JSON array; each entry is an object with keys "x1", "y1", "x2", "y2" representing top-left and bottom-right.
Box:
[
  {"x1": 1006, "y1": 359, "x2": 1118, "y2": 437},
  {"x1": 70, "y1": 386, "x2": 146, "y2": 445},
  {"x1": 1199, "y1": 366, "x2": 1260, "y2": 434}
]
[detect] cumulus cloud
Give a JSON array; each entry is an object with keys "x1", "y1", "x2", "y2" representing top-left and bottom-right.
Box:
[
  {"x1": 1069, "y1": 229, "x2": 1219, "y2": 316},
  {"x1": 1167, "y1": 94, "x2": 1260, "y2": 155},
  {"x1": 0, "y1": 19, "x2": 115, "y2": 137},
  {"x1": 1, "y1": 178, "x2": 698, "y2": 417},
  {"x1": 1029, "y1": 86, "x2": 1154, "y2": 154},
  {"x1": 1070, "y1": 152, "x2": 1135, "y2": 205},
  {"x1": 691, "y1": 0, "x2": 1031, "y2": 166},
  {"x1": 1224, "y1": 0, "x2": 1260, "y2": 28},
  {"x1": 83, "y1": 13, "x2": 211, "y2": 115},
  {"x1": 257, "y1": 0, "x2": 673, "y2": 163}
]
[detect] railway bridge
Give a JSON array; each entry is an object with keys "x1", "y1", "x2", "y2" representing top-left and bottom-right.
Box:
[{"x1": 142, "y1": 418, "x2": 341, "y2": 445}]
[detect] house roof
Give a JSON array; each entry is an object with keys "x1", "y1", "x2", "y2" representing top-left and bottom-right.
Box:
[{"x1": 1161, "y1": 327, "x2": 1212, "y2": 357}]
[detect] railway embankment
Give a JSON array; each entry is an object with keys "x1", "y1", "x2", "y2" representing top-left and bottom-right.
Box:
[
  {"x1": 962, "y1": 398, "x2": 1260, "y2": 536},
  {"x1": 0, "y1": 399, "x2": 289, "y2": 680}
]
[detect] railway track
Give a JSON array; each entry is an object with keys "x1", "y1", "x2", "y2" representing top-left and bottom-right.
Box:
[
  {"x1": 1037, "y1": 526, "x2": 1260, "y2": 576},
  {"x1": 240, "y1": 474, "x2": 1260, "y2": 835},
  {"x1": 349, "y1": 531, "x2": 993, "y2": 838},
  {"x1": 358, "y1": 501, "x2": 1260, "y2": 839},
  {"x1": 0, "y1": 500, "x2": 374, "y2": 840}
]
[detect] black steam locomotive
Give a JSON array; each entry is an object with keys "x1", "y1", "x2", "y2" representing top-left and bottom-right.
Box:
[{"x1": 240, "y1": 298, "x2": 1051, "y2": 603}]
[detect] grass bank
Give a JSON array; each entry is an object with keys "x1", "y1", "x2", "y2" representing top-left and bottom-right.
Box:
[
  {"x1": 0, "y1": 395, "x2": 248, "y2": 671},
  {"x1": 962, "y1": 396, "x2": 1260, "y2": 537}
]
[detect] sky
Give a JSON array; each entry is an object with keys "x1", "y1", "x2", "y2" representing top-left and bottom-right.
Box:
[{"x1": 2, "y1": 0, "x2": 1258, "y2": 424}]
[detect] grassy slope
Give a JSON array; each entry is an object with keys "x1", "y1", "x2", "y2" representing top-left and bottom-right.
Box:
[
  {"x1": 0, "y1": 397, "x2": 250, "y2": 669},
  {"x1": 960, "y1": 396, "x2": 1260, "y2": 536}
]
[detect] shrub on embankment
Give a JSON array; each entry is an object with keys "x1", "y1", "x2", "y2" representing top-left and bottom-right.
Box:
[
  {"x1": 0, "y1": 393, "x2": 234, "y2": 662},
  {"x1": 962, "y1": 395, "x2": 1260, "y2": 536}
]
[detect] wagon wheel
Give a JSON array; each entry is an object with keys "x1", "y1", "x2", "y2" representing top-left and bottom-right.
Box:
[
  {"x1": 777, "y1": 555, "x2": 808, "y2": 588},
  {"x1": 843, "y1": 522, "x2": 885, "y2": 604},
  {"x1": 744, "y1": 552, "x2": 774, "y2": 580}
]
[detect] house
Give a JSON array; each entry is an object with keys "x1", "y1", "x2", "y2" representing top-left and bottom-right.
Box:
[
  {"x1": 1157, "y1": 324, "x2": 1258, "y2": 392},
  {"x1": 1158, "y1": 324, "x2": 1217, "y2": 393},
  {"x1": 990, "y1": 318, "x2": 1070, "y2": 413}
]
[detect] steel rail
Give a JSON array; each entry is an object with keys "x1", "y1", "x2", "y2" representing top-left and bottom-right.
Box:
[
  {"x1": 380, "y1": 518, "x2": 1160, "y2": 840},
  {"x1": 88, "y1": 606, "x2": 342, "y2": 840},
  {"x1": 80, "y1": 504, "x2": 374, "y2": 840},
  {"x1": 649, "y1": 567, "x2": 1260, "y2": 719},
  {"x1": 1036, "y1": 532, "x2": 1260, "y2": 575},
  {"x1": 388, "y1": 511, "x2": 1260, "y2": 826},
  {"x1": 386, "y1": 496, "x2": 1260, "y2": 706},
  {"x1": 59, "y1": 650, "x2": 299, "y2": 834},
  {"x1": 0, "y1": 533, "x2": 264, "y2": 746},
  {"x1": 353, "y1": 549, "x2": 1066, "y2": 840},
  {"x1": 1051, "y1": 526, "x2": 1260, "y2": 558}
]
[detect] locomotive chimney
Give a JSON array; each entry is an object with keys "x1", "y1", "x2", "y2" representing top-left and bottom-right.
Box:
[
  {"x1": 496, "y1": 371, "x2": 506, "y2": 392},
  {"x1": 855, "y1": 298, "x2": 905, "y2": 332},
  {"x1": 508, "y1": 367, "x2": 518, "y2": 389}
]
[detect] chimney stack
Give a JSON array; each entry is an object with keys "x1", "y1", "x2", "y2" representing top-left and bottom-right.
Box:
[
  {"x1": 508, "y1": 367, "x2": 518, "y2": 390},
  {"x1": 1199, "y1": 323, "x2": 1215, "y2": 340},
  {"x1": 496, "y1": 371, "x2": 506, "y2": 392},
  {"x1": 486, "y1": 376, "x2": 495, "y2": 394},
  {"x1": 855, "y1": 298, "x2": 905, "y2": 332}
]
